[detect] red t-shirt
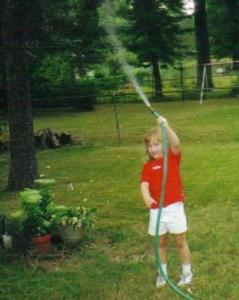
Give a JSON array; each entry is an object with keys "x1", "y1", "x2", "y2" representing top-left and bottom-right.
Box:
[{"x1": 140, "y1": 149, "x2": 184, "y2": 209}]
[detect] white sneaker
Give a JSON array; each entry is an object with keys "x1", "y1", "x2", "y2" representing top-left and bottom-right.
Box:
[
  {"x1": 156, "y1": 276, "x2": 166, "y2": 288},
  {"x1": 177, "y1": 272, "x2": 192, "y2": 286}
]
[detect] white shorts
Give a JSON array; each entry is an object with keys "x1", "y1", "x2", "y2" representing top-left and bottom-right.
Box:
[{"x1": 148, "y1": 202, "x2": 187, "y2": 236}]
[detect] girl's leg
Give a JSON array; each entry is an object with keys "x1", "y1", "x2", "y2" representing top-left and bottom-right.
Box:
[
  {"x1": 174, "y1": 233, "x2": 192, "y2": 285},
  {"x1": 174, "y1": 233, "x2": 190, "y2": 264},
  {"x1": 159, "y1": 233, "x2": 168, "y2": 264},
  {"x1": 156, "y1": 233, "x2": 168, "y2": 287}
]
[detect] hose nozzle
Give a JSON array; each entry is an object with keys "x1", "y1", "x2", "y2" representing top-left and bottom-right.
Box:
[{"x1": 149, "y1": 107, "x2": 160, "y2": 119}]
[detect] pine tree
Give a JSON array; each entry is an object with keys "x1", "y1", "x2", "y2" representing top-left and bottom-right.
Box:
[
  {"x1": 123, "y1": 0, "x2": 186, "y2": 100},
  {"x1": 207, "y1": 0, "x2": 239, "y2": 69},
  {"x1": 194, "y1": 0, "x2": 213, "y2": 88}
]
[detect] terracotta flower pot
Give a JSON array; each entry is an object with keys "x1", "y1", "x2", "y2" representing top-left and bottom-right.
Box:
[
  {"x1": 32, "y1": 234, "x2": 52, "y2": 254},
  {"x1": 58, "y1": 225, "x2": 85, "y2": 245}
]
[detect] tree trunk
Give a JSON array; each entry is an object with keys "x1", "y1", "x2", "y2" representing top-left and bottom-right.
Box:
[
  {"x1": 1, "y1": 0, "x2": 38, "y2": 191},
  {"x1": 194, "y1": 0, "x2": 213, "y2": 88},
  {"x1": 226, "y1": 0, "x2": 239, "y2": 70},
  {"x1": 151, "y1": 54, "x2": 163, "y2": 100}
]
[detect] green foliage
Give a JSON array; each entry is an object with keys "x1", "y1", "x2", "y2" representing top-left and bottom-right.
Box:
[
  {"x1": 207, "y1": 0, "x2": 239, "y2": 60},
  {"x1": 16, "y1": 179, "x2": 56, "y2": 237},
  {"x1": 9, "y1": 178, "x2": 96, "y2": 238},
  {"x1": 20, "y1": 191, "x2": 51, "y2": 237},
  {"x1": 71, "y1": 0, "x2": 107, "y2": 74},
  {"x1": 50, "y1": 205, "x2": 97, "y2": 229},
  {"x1": 36, "y1": 53, "x2": 75, "y2": 87},
  {"x1": 179, "y1": 15, "x2": 195, "y2": 56},
  {"x1": 122, "y1": 0, "x2": 186, "y2": 65},
  {"x1": 73, "y1": 79, "x2": 98, "y2": 111},
  {"x1": 31, "y1": 78, "x2": 98, "y2": 111},
  {"x1": 31, "y1": 0, "x2": 107, "y2": 80}
]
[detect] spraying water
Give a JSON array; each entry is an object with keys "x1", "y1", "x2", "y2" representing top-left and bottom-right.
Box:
[{"x1": 101, "y1": 0, "x2": 151, "y2": 108}]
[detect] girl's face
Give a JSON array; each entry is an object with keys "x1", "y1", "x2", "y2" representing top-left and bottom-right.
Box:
[{"x1": 147, "y1": 138, "x2": 163, "y2": 160}]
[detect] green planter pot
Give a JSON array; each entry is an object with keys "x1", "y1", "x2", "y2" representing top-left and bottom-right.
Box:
[{"x1": 58, "y1": 225, "x2": 85, "y2": 244}]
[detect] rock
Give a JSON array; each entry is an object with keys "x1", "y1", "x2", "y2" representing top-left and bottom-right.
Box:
[
  {"x1": 60, "y1": 132, "x2": 72, "y2": 145},
  {"x1": 34, "y1": 128, "x2": 82, "y2": 149},
  {"x1": 35, "y1": 128, "x2": 60, "y2": 149}
]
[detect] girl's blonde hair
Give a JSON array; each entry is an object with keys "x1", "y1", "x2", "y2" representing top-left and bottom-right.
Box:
[
  {"x1": 143, "y1": 127, "x2": 162, "y2": 160},
  {"x1": 143, "y1": 127, "x2": 162, "y2": 145}
]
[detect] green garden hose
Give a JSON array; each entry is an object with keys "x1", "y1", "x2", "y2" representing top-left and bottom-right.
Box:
[
  {"x1": 102, "y1": 2, "x2": 194, "y2": 297},
  {"x1": 150, "y1": 108, "x2": 194, "y2": 300}
]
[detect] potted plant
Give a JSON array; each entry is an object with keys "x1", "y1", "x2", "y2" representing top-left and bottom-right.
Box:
[
  {"x1": 50, "y1": 205, "x2": 96, "y2": 244},
  {"x1": 15, "y1": 179, "x2": 55, "y2": 253}
]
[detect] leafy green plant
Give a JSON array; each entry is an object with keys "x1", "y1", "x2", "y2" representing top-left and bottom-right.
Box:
[
  {"x1": 15, "y1": 179, "x2": 56, "y2": 237},
  {"x1": 73, "y1": 79, "x2": 98, "y2": 112},
  {"x1": 50, "y1": 205, "x2": 96, "y2": 229},
  {"x1": 19, "y1": 189, "x2": 52, "y2": 237},
  {"x1": 10, "y1": 178, "x2": 96, "y2": 240}
]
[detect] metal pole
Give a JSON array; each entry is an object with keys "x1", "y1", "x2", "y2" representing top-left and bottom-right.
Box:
[
  {"x1": 112, "y1": 93, "x2": 121, "y2": 145},
  {"x1": 200, "y1": 64, "x2": 207, "y2": 104}
]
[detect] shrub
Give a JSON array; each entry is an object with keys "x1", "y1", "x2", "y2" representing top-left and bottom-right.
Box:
[
  {"x1": 73, "y1": 79, "x2": 97, "y2": 111},
  {"x1": 50, "y1": 205, "x2": 97, "y2": 229},
  {"x1": 10, "y1": 179, "x2": 56, "y2": 238},
  {"x1": 31, "y1": 79, "x2": 98, "y2": 111}
]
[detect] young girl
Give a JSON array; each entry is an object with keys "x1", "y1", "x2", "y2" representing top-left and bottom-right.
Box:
[{"x1": 140, "y1": 116, "x2": 192, "y2": 288}]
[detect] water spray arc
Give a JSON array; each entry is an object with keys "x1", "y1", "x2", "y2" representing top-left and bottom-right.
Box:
[{"x1": 102, "y1": 1, "x2": 194, "y2": 299}]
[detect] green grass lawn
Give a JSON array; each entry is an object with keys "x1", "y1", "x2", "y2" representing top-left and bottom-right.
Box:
[{"x1": 0, "y1": 99, "x2": 239, "y2": 299}]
